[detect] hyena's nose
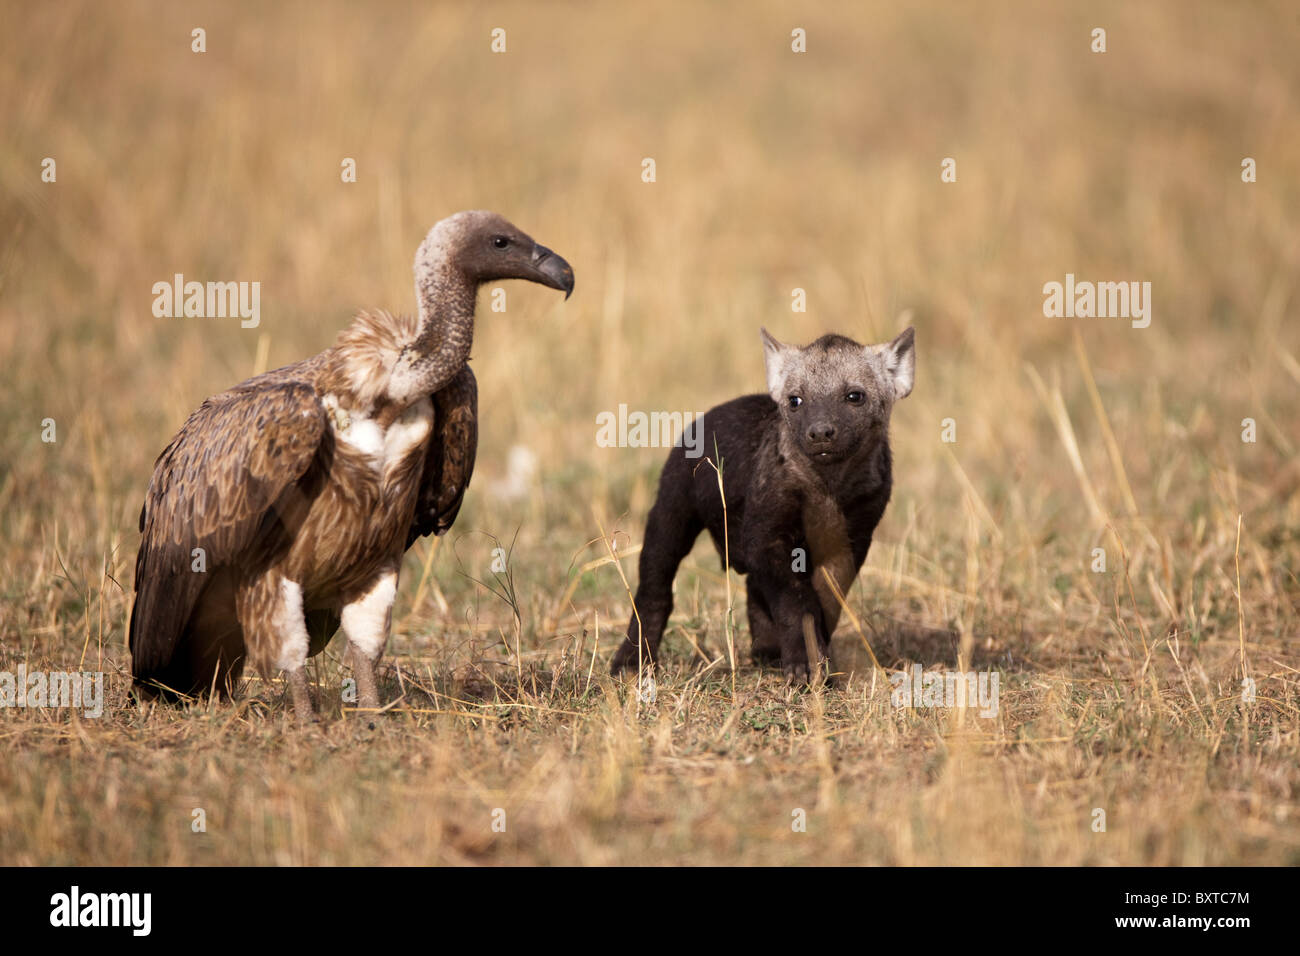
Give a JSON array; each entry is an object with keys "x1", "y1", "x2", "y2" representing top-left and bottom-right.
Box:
[{"x1": 808, "y1": 422, "x2": 837, "y2": 442}]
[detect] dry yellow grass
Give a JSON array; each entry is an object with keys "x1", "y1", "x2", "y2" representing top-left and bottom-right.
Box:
[{"x1": 0, "y1": 0, "x2": 1297, "y2": 865}]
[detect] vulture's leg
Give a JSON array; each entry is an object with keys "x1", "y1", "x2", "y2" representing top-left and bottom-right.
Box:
[
  {"x1": 287, "y1": 667, "x2": 315, "y2": 725},
  {"x1": 340, "y1": 570, "x2": 397, "y2": 713},
  {"x1": 275, "y1": 581, "x2": 317, "y2": 724},
  {"x1": 242, "y1": 573, "x2": 316, "y2": 723}
]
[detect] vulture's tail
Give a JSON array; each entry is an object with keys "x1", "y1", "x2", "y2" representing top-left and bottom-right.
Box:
[{"x1": 129, "y1": 568, "x2": 245, "y2": 702}]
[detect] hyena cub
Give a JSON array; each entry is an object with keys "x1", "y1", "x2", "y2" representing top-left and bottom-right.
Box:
[{"x1": 610, "y1": 326, "x2": 915, "y2": 682}]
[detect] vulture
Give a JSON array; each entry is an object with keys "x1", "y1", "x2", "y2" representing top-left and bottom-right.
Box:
[{"x1": 129, "y1": 211, "x2": 574, "y2": 721}]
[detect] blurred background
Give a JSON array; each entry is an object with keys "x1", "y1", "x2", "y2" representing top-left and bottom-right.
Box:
[{"x1": 2, "y1": 0, "x2": 1298, "y2": 652}]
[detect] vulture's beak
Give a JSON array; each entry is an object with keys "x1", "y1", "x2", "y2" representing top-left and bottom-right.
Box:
[{"x1": 530, "y1": 243, "x2": 575, "y2": 299}]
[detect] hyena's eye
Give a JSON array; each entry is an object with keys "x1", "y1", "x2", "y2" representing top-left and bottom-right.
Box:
[
  {"x1": 845, "y1": 391, "x2": 865, "y2": 405},
  {"x1": 788, "y1": 395, "x2": 803, "y2": 409}
]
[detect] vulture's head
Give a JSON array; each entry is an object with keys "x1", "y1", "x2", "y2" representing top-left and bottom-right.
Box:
[{"x1": 420, "y1": 210, "x2": 575, "y2": 299}]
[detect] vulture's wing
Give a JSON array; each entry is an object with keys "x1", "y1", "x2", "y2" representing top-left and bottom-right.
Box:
[
  {"x1": 406, "y1": 365, "x2": 478, "y2": 547},
  {"x1": 129, "y1": 380, "x2": 329, "y2": 688}
]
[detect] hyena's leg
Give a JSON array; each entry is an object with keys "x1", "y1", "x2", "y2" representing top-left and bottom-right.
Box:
[
  {"x1": 740, "y1": 490, "x2": 829, "y2": 685},
  {"x1": 239, "y1": 571, "x2": 315, "y2": 724},
  {"x1": 610, "y1": 497, "x2": 703, "y2": 673},
  {"x1": 340, "y1": 569, "x2": 397, "y2": 712},
  {"x1": 747, "y1": 579, "x2": 781, "y2": 664},
  {"x1": 807, "y1": 555, "x2": 855, "y2": 683},
  {"x1": 783, "y1": 594, "x2": 832, "y2": 685},
  {"x1": 746, "y1": 570, "x2": 829, "y2": 685}
]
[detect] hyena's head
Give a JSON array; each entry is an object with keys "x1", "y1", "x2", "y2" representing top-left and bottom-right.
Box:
[{"x1": 761, "y1": 326, "x2": 915, "y2": 464}]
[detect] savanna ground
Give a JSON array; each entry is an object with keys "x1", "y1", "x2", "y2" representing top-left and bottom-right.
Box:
[{"x1": 1, "y1": 1, "x2": 1297, "y2": 866}]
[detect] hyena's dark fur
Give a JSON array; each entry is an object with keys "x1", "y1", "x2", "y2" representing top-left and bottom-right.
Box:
[{"x1": 610, "y1": 326, "x2": 915, "y2": 682}]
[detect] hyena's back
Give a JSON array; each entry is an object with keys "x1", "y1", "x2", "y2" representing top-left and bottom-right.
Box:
[
  {"x1": 610, "y1": 394, "x2": 776, "y2": 672},
  {"x1": 653, "y1": 393, "x2": 779, "y2": 574}
]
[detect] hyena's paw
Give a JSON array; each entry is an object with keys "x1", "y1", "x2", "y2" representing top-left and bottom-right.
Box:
[
  {"x1": 610, "y1": 639, "x2": 655, "y2": 675},
  {"x1": 781, "y1": 640, "x2": 832, "y2": 687},
  {"x1": 782, "y1": 613, "x2": 833, "y2": 686},
  {"x1": 782, "y1": 657, "x2": 811, "y2": 684}
]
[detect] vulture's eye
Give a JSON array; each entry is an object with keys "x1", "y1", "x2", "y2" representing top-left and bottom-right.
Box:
[
  {"x1": 788, "y1": 395, "x2": 803, "y2": 409},
  {"x1": 492, "y1": 236, "x2": 510, "y2": 249},
  {"x1": 846, "y1": 391, "x2": 865, "y2": 405}
]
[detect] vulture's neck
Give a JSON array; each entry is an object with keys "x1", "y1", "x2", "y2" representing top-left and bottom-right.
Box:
[
  {"x1": 319, "y1": 258, "x2": 477, "y2": 419},
  {"x1": 387, "y1": 260, "x2": 477, "y2": 406}
]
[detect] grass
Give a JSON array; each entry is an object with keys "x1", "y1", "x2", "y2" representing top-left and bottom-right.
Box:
[{"x1": 0, "y1": 0, "x2": 1298, "y2": 865}]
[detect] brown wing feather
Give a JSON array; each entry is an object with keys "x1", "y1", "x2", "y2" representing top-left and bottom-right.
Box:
[
  {"x1": 406, "y1": 365, "x2": 478, "y2": 547},
  {"x1": 130, "y1": 380, "x2": 329, "y2": 696}
]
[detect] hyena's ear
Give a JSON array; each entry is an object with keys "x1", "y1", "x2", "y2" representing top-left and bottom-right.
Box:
[
  {"x1": 760, "y1": 327, "x2": 795, "y2": 400},
  {"x1": 877, "y1": 326, "x2": 915, "y2": 400}
]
